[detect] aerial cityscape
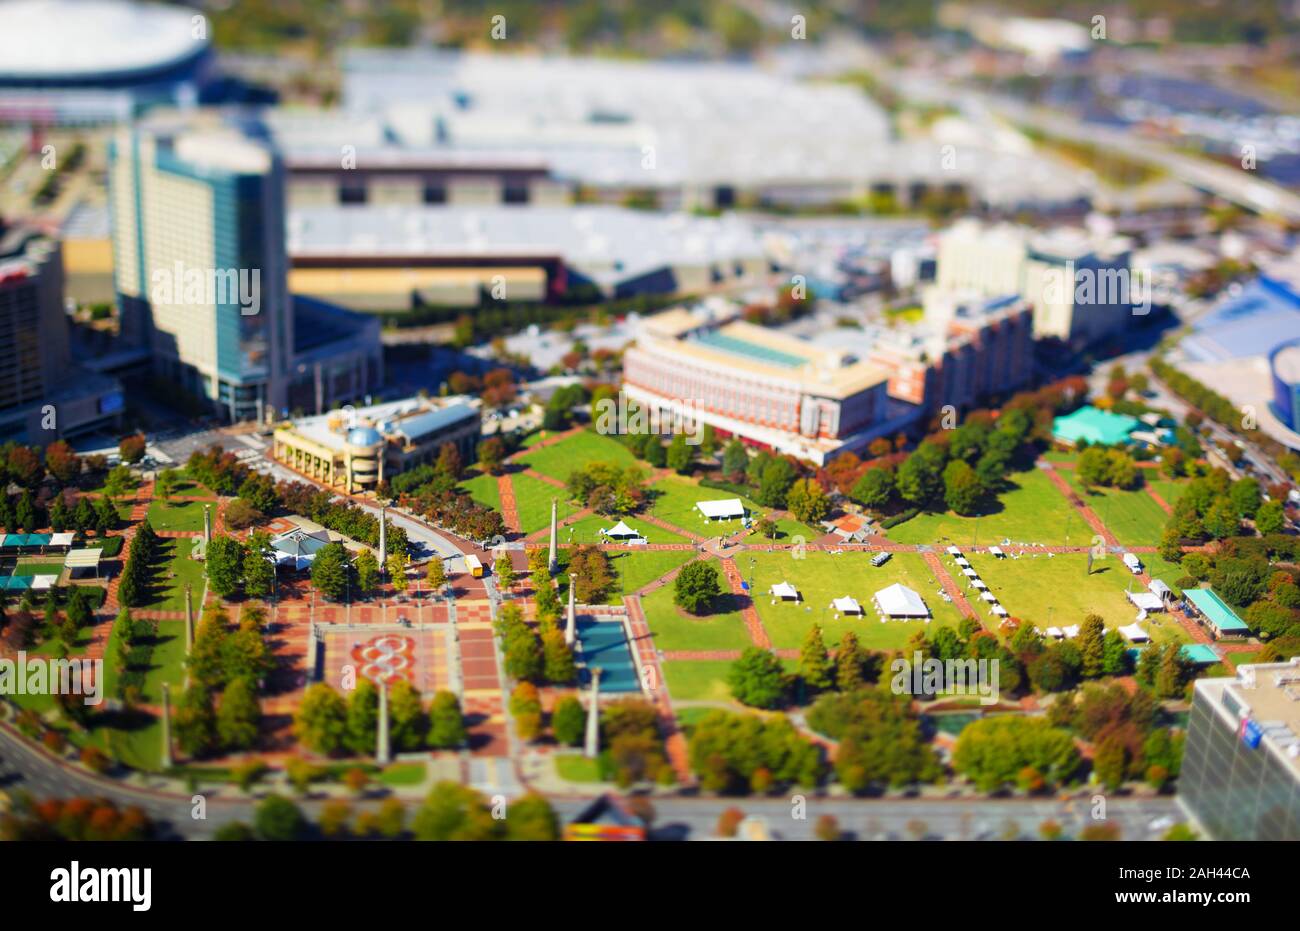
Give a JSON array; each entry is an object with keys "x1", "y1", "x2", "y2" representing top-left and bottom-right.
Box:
[{"x1": 0, "y1": 0, "x2": 1296, "y2": 878}]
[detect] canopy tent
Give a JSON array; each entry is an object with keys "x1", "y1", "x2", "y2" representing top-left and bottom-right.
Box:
[
  {"x1": 1061, "y1": 625, "x2": 1080, "y2": 639},
  {"x1": 971, "y1": 579, "x2": 988, "y2": 590},
  {"x1": 1118, "y1": 623, "x2": 1149, "y2": 643},
  {"x1": 962, "y1": 568, "x2": 978, "y2": 578},
  {"x1": 988, "y1": 546, "x2": 1006, "y2": 558},
  {"x1": 1044, "y1": 626, "x2": 1064, "y2": 639},
  {"x1": 29, "y1": 575, "x2": 56, "y2": 591},
  {"x1": 954, "y1": 557, "x2": 971, "y2": 567},
  {"x1": 695, "y1": 498, "x2": 746, "y2": 521},
  {"x1": 945, "y1": 546, "x2": 962, "y2": 556},
  {"x1": 48, "y1": 532, "x2": 75, "y2": 549},
  {"x1": 874, "y1": 583, "x2": 930, "y2": 618},
  {"x1": 600, "y1": 520, "x2": 644, "y2": 542},
  {"x1": 769, "y1": 581, "x2": 801, "y2": 601},
  {"x1": 272, "y1": 528, "x2": 331, "y2": 570},
  {"x1": 1148, "y1": 579, "x2": 1173, "y2": 600},
  {"x1": 830, "y1": 596, "x2": 863, "y2": 615},
  {"x1": 64, "y1": 547, "x2": 104, "y2": 574},
  {"x1": 1126, "y1": 591, "x2": 1165, "y2": 612},
  {"x1": 991, "y1": 605, "x2": 1008, "y2": 617},
  {"x1": 980, "y1": 590, "x2": 997, "y2": 603}
]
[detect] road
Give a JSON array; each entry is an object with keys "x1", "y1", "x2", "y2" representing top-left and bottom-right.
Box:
[{"x1": 1, "y1": 721, "x2": 1183, "y2": 840}]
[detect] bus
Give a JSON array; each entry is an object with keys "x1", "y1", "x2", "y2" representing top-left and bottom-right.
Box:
[{"x1": 465, "y1": 554, "x2": 484, "y2": 578}]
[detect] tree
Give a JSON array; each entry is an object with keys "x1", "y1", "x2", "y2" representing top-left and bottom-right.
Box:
[
  {"x1": 294, "y1": 683, "x2": 348, "y2": 755},
  {"x1": 755, "y1": 457, "x2": 797, "y2": 508},
  {"x1": 174, "y1": 684, "x2": 218, "y2": 758},
  {"x1": 387, "y1": 550, "x2": 409, "y2": 593},
  {"x1": 851, "y1": 468, "x2": 895, "y2": 510},
  {"x1": 253, "y1": 795, "x2": 306, "y2": 841},
  {"x1": 1093, "y1": 735, "x2": 1127, "y2": 790},
  {"x1": 1077, "y1": 446, "x2": 1109, "y2": 488},
  {"x1": 428, "y1": 690, "x2": 467, "y2": 749},
  {"x1": 552, "y1": 695, "x2": 585, "y2": 746},
  {"x1": 412, "y1": 782, "x2": 501, "y2": 841},
  {"x1": 44, "y1": 440, "x2": 81, "y2": 484},
  {"x1": 1229, "y1": 477, "x2": 1261, "y2": 518},
  {"x1": 243, "y1": 532, "x2": 276, "y2": 598},
  {"x1": 1077, "y1": 614, "x2": 1106, "y2": 679},
  {"x1": 1203, "y1": 497, "x2": 1240, "y2": 540},
  {"x1": 188, "y1": 609, "x2": 230, "y2": 690},
  {"x1": 476, "y1": 437, "x2": 507, "y2": 475},
  {"x1": 493, "y1": 555, "x2": 516, "y2": 591},
  {"x1": 217, "y1": 676, "x2": 261, "y2": 751},
  {"x1": 952, "y1": 716, "x2": 1081, "y2": 792},
  {"x1": 786, "y1": 478, "x2": 831, "y2": 525},
  {"x1": 896, "y1": 445, "x2": 944, "y2": 506},
  {"x1": 666, "y1": 433, "x2": 695, "y2": 474},
  {"x1": 505, "y1": 793, "x2": 559, "y2": 841},
  {"x1": 510, "y1": 682, "x2": 542, "y2": 741},
  {"x1": 942, "y1": 460, "x2": 983, "y2": 516},
  {"x1": 345, "y1": 678, "x2": 379, "y2": 754},
  {"x1": 1256, "y1": 500, "x2": 1286, "y2": 535},
  {"x1": 721, "y1": 439, "x2": 749, "y2": 477},
  {"x1": 205, "y1": 535, "x2": 245, "y2": 598},
  {"x1": 389, "y1": 680, "x2": 426, "y2": 752},
  {"x1": 310, "y1": 542, "x2": 351, "y2": 601},
  {"x1": 355, "y1": 549, "x2": 380, "y2": 595},
  {"x1": 727, "y1": 648, "x2": 789, "y2": 709},
  {"x1": 542, "y1": 628, "x2": 577, "y2": 684},
  {"x1": 118, "y1": 434, "x2": 147, "y2": 464},
  {"x1": 425, "y1": 558, "x2": 447, "y2": 592},
  {"x1": 798, "y1": 624, "x2": 832, "y2": 693},
  {"x1": 673, "y1": 560, "x2": 722, "y2": 615},
  {"x1": 814, "y1": 814, "x2": 841, "y2": 841},
  {"x1": 835, "y1": 631, "x2": 869, "y2": 691}
]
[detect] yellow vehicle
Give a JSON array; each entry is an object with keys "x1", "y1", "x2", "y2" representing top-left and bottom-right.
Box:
[{"x1": 464, "y1": 554, "x2": 484, "y2": 578}]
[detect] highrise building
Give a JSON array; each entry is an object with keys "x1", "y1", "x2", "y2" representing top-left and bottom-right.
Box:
[
  {"x1": 0, "y1": 227, "x2": 123, "y2": 442},
  {"x1": 109, "y1": 114, "x2": 382, "y2": 422}
]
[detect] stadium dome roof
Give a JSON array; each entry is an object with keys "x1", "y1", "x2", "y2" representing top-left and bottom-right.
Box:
[
  {"x1": 0, "y1": 0, "x2": 209, "y2": 83},
  {"x1": 346, "y1": 426, "x2": 383, "y2": 448}
]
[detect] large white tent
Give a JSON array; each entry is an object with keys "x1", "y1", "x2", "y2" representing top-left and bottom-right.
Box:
[
  {"x1": 831, "y1": 596, "x2": 863, "y2": 615},
  {"x1": 769, "y1": 581, "x2": 800, "y2": 601},
  {"x1": 696, "y1": 498, "x2": 746, "y2": 521},
  {"x1": 1119, "y1": 623, "x2": 1150, "y2": 643},
  {"x1": 600, "y1": 520, "x2": 644, "y2": 542},
  {"x1": 945, "y1": 546, "x2": 962, "y2": 556},
  {"x1": 1126, "y1": 591, "x2": 1165, "y2": 613},
  {"x1": 874, "y1": 583, "x2": 930, "y2": 618}
]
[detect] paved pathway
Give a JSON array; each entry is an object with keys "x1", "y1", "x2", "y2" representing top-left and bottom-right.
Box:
[
  {"x1": 1040, "y1": 462, "x2": 1118, "y2": 547},
  {"x1": 719, "y1": 556, "x2": 772, "y2": 649},
  {"x1": 921, "y1": 551, "x2": 980, "y2": 623},
  {"x1": 496, "y1": 474, "x2": 520, "y2": 534}
]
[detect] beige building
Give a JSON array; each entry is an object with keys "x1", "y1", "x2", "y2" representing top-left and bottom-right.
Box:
[{"x1": 273, "y1": 395, "x2": 480, "y2": 494}]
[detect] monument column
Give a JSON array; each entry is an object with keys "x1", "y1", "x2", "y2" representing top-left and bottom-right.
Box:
[
  {"x1": 377, "y1": 678, "x2": 391, "y2": 764},
  {"x1": 160, "y1": 682, "x2": 174, "y2": 769},
  {"x1": 548, "y1": 498, "x2": 558, "y2": 573},
  {"x1": 583, "y1": 668, "x2": 602, "y2": 759},
  {"x1": 565, "y1": 573, "x2": 577, "y2": 647}
]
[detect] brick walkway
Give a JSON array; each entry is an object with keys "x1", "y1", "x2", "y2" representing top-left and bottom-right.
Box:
[
  {"x1": 524, "y1": 506, "x2": 593, "y2": 543},
  {"x1": 1146, "y1": 486, "x2": 1174, "y2": 515},
  {"x1": 719, "y1": 557, "x2": 772, "y2": 649},
  {"x1": 640, "y1": 513, "x2": 706, "y2": 544},
  {"x1": 1040, "y1": 462, "x2": 1119, "y2": 547},
  {"x1": 922, "y1": 550, "x2": 980, "y2": 623},
  {"x1": 522, "y1": 468, "x2": 565, "y2": 489},
  {"x1": 496, "y1": 474, "x2": 520, "y2": 534},
  {"x1": 624, "y1": 594, "x2": 690, "y2": 782}
]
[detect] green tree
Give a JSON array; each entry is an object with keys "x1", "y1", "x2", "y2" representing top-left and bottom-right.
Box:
[
  {"x1": 243, "y1": 531, "x2": 276, "y2": 598},
  {"x1": 552, "y1": 695, "x2": 585, "y2": 746},
  {"x1": 728, "y1": 648, "x2": 789, "y2": 709},
  {"x1": 425, "y1": 558, "x2": 447, "y2": 592},
  {"x1": 174, "y1": 684, "x2": 218, "y2": 758},
  {"x1": 294, "y1": 683, "x2": 348, "y2": 755},
  {"x1": 217, "y1": 676, "x2": 261, "y2": 751},
  {"x1": 1255, "y1": 500, "x2": 1286, "y2": 535},
  {"x1": 851, "y1": 468, "x2": 895, "y2": 509},
  {"x1": 205, "y1": 535, "x2": 245, "y2": 598},
  {"x1": 952, "y1": 716, "x2": 1081, "y2": 792},
  {"x1": 786, "y1": 477, "x2": 831, "y2": 524},
  {"x1": 345, "y1": 678, "x2": 379, "y2": 755},
  {"x1": 428, "y1": 690, "x2": 467, "y2": 749},
  {"x1": 835, "y1": 630, "x2": 868, "y2": 691},
  {"x1": 505, "y1": 793, "x2": 559, "y2": 841},
  {"x1": 666, "y1": 433, "x2": 696, "y2": 474},
  {"x1": 542, "y1": 628, "x2": 577, "y2": 684},
  {"x1": 355, "y1": 549, "x2": 380, "y2": 595},
  {"x1": 673, "y1": 560, "x2": 722, "y2": 615},
  {"x1": 942, "y1": 459, "x2": 983, "y2": 516},
  {"x1": 721, "y1": 439, "x2": 749, "y2": 477},
  {"x1": 387, "y1": 550, "x2": 409, "y2": 593},
  {"x1": 253, "y1": 795, "x2": 306, "y2": 841},
  {"x1": 310, "y1": 542, "x2": 351, "y2": 601},
  {"x1": 389, "y1": 680, "x2": 426, "y2": 752},
  {"x1": 493, "y1": 555, "x2": 516, "y2": 590},
  {"x1": 1229, "y1": 477, "x2": 1261, "y2": 518},
  {"x1": 1077, "y1": 614, "x2": 1106, "y2": 679},
  {"x1": 412, "y1": 782, "x2": 502, "y2": 841},
  {"x1": 798, "y1": 623, "x2": 832, "y2": 693}
]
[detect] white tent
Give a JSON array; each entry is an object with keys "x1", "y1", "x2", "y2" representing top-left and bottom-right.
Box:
[
  {"x1": 30, "y1": 575, "x2": 57, "y2": 590},
  {"x1": 1061, "y1": 624, "x2": 1080, "y2": 639},
  {"x1": 980, "y1": 590, "x2": 996, "y2": 603},
  {"x1": 696, "y1": 498, "x2": 746, "y2": 520},
  {"x1": 1045, "y1": 626, "x2": 1065, "y2": 639},
  {"x1": 48, "y1": 532, "x2": 75, "y2": 549},
  {"x1": 962, "y1": 568, "x2": 978, "y2": 578},
  {"x1": 831, "y1": 596, "x2": 863, "y2": 615},
  {"x1": 1119, "y1": 623, "x2": 1150, "y2": 643},
  {"x1": 600, "y1": 520, "x2": 643, "y2": 541},
  {"x1": 955, "y1": 557, "x2": 971, "y2": 567},
  {"x1": 1126, "y1": 591, "x2": 1165, "y2": 612},
  {"x1": 971, "y1": 579, "x2": 988, "y2": 590},
  {"x1": 945, "y1": 546, "x2": 962, "y2": 556},
  {"x1": 991, "y1": 605, "x2": 1008, "y2": 616},
  {"x1": 769, "y1": 581, "x2": 800, "y2": 601},
  {"x1": 874, "y1": 583, "x2": 930, "y2": 618},
  {"x1": 989, "y1": 546, "x2": 1006, "y2": 558}
]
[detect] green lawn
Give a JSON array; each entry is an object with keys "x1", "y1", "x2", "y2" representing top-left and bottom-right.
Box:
[
  {"x1": 103, "y1": 620, "x2": 186, "y2": 705},
  {"x1": 141, "y1": 538, "x2": 207, "y2": 612},
  {"x1": 962, "y1": 552, "x2": 1190, "y2": 643},
  {"x1": 512, "y1": 473, "x2": 579, "y2": 534},
  {"x1": 648, "y1": 476, "x2": 765, "y2": 538},
  {"x1": 554, "y1": 753, "x2": 604, "y2": 783},
  {"x1": 560, "y1": 513, "x2": 687, "y2": 546},
  {"x1": 745, "y1": 551, "x2": 967, "y2": 651},
  {"x1": 640, "y1": 583, "x2": 755, "y2": 653},
  {"x1": 146, "y1": 498, "x2": 208, "y2": 533},
  {"x1": 378, "y1": 761, "x2": 427, "y2": 786},
  {"x1": 458, "y1": 472, "x2": 501, "y2": 512},
  {"x1": 662, "y1": 660, "x2": 738, "y2": 703},
  {"x1": 11, "y1": 559, "x2": 65, "y2": 576},
  {"x1": 515, "y1": 430, "x2": 637, "y2": 481},
  {"x1": 1147, "y1": 479, "x2": 1188, "y2": 507},
  {"x1": 1062, "y1": 471, "x2": 1173, "y2": 547},
  {"x1": 606, "y1": 550, "x2": 696, "y2": 601},
  {"x1": 886, "y1": 468, "x2": 1080, "y2": 546}
]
